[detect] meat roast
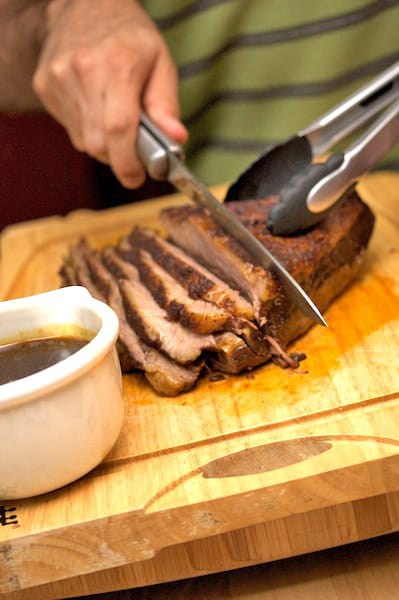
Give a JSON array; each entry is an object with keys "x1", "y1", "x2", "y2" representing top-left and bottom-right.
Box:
[{"x1": 59, "y1": 191, "x2": 375, "y2": 395}]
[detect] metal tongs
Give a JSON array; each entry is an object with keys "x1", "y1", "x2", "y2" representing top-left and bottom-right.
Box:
[{"x1": 225, "y1": 60, "x2": 399, "y2": 234}]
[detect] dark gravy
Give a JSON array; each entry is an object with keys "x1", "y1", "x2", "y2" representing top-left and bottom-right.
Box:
[{"x1": 0, "y1": 336, "x2": 88, "y2": 385}]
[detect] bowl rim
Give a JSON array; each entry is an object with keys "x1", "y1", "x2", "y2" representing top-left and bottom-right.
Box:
[{"x1": 0, "y1": 286, "x2": 120, "y2": 410}]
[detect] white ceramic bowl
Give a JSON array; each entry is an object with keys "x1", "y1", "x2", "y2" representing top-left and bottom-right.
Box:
[{"x1": 0, "y1": 286, "x2": 124, "y2": 500}]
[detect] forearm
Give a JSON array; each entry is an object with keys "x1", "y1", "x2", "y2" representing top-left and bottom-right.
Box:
[{"x1": 0, "y1": 0, "x2": 48, "y2": 110}]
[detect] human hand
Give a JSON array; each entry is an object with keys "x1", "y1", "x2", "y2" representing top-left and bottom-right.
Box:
[{"x1": 33, "y1": 0, "x2": 187, "y2": 188}]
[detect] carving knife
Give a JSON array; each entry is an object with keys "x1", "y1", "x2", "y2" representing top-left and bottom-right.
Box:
[{"x1": 137, "y1": 114, "x2": 327, "y2": 327}]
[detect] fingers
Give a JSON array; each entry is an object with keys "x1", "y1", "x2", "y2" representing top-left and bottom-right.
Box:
[
  {"x1": 33, "y1": 51, "x2": 85, "y2": 152},
  {"x1": 96, "y1": 42, "x2": 187, "y2": 189},
  {"x1": 144, "y1": 47, "x2": 188, "y2": 145},
  {"x1": 70, "y1": 48, "x2": 109, "y2": 163},
  {"x1": 33, "y1": 43, "x2": 108, "y2": 159},
  {"x1": 102, "y1": 45, "x2": 148, "y2": 188}
]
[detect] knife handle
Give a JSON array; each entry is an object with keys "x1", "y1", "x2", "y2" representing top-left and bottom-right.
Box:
[{"x1": 137, "y1": 114, "x2": 184, "y2": 181}]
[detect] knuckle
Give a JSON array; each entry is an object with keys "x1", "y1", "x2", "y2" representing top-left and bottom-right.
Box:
[
  {"x1": 47, "y1": 58, "x2": 69, "y2": 83},
  {"x1": 33, "y1": 58, "x2": 68, "y2": 91},
  {"x1": 105, "y1": 111, "x2": 131, "y2": 134},
  {"x1": 71, "y1": 47, "x2": 96, "y2": 77}
]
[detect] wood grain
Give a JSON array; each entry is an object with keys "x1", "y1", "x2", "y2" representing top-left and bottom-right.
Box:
[
  {"x1": 95, "y1": 532, "x2": 399, "y2": 600},
  {"x1": 2, "y1": 493, "x2": 398, "y2": 600},
  {"x1": 0, "y1": 173, "x2": 398, "y2": 597},
  {"x1": 64, "y1": 532, "x2": 399, "y2": 600}
]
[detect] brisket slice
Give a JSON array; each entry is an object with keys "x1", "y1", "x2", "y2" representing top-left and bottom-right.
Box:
[
  {"x1": 59, "y1": 239, "x2": 203, "y2": 396},
  {"x1": 160, "y1": 208, "x2": 279, "y2": 319},
  {"x1": 211, "y1": 332, "x2": 270, "y2": 374},
  {"x1": 128, "y1": 226, "x2": 255, "y2": 321},
  {"x1": 210, "y1": 331, "x2": 300, "y2": 374},
  {"x1": 60, "y1": 241, "x2": 105, "y2": 301},
  {"x1": 101, "y1": 247, "x2": 216, "y2": 365},
  {"x1": 115, "y1": 241, "x2": 232, "y2": 334},
  {"x1": 60, "y1": 239, "x2": 143, "y2": 372},
  {"x1": 59, "y1": 263, "x2": 79, "y2": 287},
  {"x1": 102, "y1": 245, "x2": 270, "y2": 370},
  {"x1": 118, "y1": 236, "x2": 266, "y2": 352}
]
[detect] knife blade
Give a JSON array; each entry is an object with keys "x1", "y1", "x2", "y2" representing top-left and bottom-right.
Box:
[{"x1": 137, "y1": 116, "x2": 327, "y2": 327}]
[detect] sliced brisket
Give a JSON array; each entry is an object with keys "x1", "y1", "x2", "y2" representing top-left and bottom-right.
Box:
[
  {"x1": 115, "y1": 241, "x2": 232, "y2": 334},
  {"x1": 101, "y1": 246, "x2": 216, "y2": 364},
  {"x1": 60, "y1": 240, "x2": 107, "y2": 302},
  {"x1": 128, "y1": 226, "x2": 255, "y2": 321},
  {"x1": 59, "y1": 189, "x2": 375, "y2": 396},
  {"x1": 119, "y1": 235, "x2": 265, "y2": 350},
  {"x1": 60, "y1": 239, "x2": 140, "y2": 372},
  {"x1": 59, "y1": 239, "x2": 203, "y2": 395},
  {"x1": 160, "y1": 207, "x2": 279, "y2": 319}
]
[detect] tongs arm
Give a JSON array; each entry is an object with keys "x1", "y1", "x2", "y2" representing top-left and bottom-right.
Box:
[
  {"x1": 268, "y1": 60, "x2": 399, "y2": 234},
  {"x1": 303, "y1": 60, "x2": 399, "y2": 156},
  {"x1": 307, "y1": 99, "x2": 399, "y2": 212}
]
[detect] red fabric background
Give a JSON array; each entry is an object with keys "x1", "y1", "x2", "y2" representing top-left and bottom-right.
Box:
[{"x1": 0, "y1": 111, "x2": 100, "y2": 231}]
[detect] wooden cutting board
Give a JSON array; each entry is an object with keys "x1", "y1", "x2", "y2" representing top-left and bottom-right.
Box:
[{"x1": 0, "y1": 173, "x2": 398, "y2": 598}]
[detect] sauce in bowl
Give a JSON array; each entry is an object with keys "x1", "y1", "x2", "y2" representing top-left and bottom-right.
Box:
[{"x1": 0, "y1": 336, "x2": 88, "y2": 385}]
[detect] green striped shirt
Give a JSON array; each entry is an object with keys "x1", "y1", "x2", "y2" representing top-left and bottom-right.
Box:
[{"x1": 142, "y1": 0, "x2": 399, "y2": 185}]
